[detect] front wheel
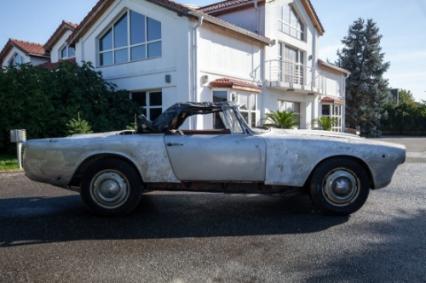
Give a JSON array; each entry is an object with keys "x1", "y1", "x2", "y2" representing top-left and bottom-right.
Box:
[
  {"x1": 80, "y1": 158, "x2": 143, "y2": 216},
  {"x1": 309, "y1": 158, "x2": 371, "y2": 215}
]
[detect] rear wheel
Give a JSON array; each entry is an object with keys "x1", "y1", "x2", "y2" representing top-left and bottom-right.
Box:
[
  {"x1": 80, "y1": 158, "x2": 143, "y2": 216},
  {"x1": 309, "y1": 158, "x2": 370, "y2": 215}
]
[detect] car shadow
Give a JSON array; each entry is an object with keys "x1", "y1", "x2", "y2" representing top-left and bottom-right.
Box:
[{"x1": 0, "y1": 192, "x2": 349, "y2": 247}]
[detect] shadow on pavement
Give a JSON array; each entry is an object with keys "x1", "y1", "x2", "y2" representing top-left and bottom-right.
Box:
[
  {"x1": 0, "y1": 192, "x2": 348, "y2": 247},
  {"x1": 303, "y1": 208, "x2": 426, "y2": 282}
]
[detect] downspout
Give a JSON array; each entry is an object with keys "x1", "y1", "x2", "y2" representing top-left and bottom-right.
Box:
[{"x1": 190, "y1": 14, "x2": 204, "y2": 129}]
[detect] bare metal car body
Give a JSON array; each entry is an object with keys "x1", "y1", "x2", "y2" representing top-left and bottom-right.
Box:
[{"x1": 23, "y1": 103, "x2": 406, "y2": 194}]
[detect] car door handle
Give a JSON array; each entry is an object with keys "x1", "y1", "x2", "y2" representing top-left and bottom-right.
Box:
[{"x1": 167, "y1": 142, "x2": 184, "y2": 147}]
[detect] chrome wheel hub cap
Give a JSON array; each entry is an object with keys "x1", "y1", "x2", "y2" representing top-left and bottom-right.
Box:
[
  {"x1": 322, "y1": 169, "x2": 360, "y2": 207},
  {"x1": 90, "y1": 170, "x2": 129, "y2": 209}
]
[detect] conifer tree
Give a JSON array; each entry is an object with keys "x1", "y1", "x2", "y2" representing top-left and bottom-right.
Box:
[{"x1": 337, "y1": 18, "x2": 390, "y2": 136}]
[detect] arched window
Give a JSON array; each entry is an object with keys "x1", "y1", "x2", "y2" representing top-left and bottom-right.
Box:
[
  {"x1": 98, "y1": 9, "x2": 162, "y2": 66},
  {"x1": 280, "y1": 5, "x2": 305, "y2": 41}
]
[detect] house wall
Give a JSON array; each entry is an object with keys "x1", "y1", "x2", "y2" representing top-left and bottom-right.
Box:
[
  {"x1": 75, "y1": 0, "x2": 193, "y2": 111},
  {"x1": 50, "y1": 30, "x2": 74, "y2": 63},
  {"x1": 1, "y1": 47, "x2": 32, "y2": 67},
  {"x1": 317, "y1": 68, "x2": 345, "y2": 98},
  {"x1": 70, "y1": 0, "x2": 347, "y2": 131},
  {"x1": 263, "y1": 0, "x2": 318, "y2": 82},
  {"x1": 216, "y1": 4, "x2": 265, "y2": 35},
  {"x1": 197, "y1": 24, "x2": 263, "y2": 128}
]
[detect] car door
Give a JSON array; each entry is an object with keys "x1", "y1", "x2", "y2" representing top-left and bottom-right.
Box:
[{"x1": 164, "y1": 133, "x2": 266, "y2": 182}]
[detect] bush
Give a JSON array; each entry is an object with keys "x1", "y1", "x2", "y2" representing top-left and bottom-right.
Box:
[
  {"x1": 0, "y1": 62, "x2": 139, "y2": 153},
  {"x1": 317, "y1": 116, "x2": 338, "y2": 131},
  {"x1": 66, "y1": 113, "x2": 93, "y2": 135},
  {"x1": 381, "y1": 101, "x2": 426, "y2": 135},
  {"x1": 264, "y1": 111, "x2": 297, "y2": 129}
]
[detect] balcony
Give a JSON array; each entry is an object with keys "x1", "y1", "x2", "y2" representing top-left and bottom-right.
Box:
[{"x1": 261, "y1": 60, "x2": 326, "y2": 94}]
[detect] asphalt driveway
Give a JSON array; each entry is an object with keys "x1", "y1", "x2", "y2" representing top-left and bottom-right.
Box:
[{"x1": 0, "y1": 138, "x2": 425, "y2": 282}]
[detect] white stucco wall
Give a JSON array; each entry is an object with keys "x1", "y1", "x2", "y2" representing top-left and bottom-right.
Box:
[
  {"x1": 50, "y1": 30, "x2": 74, "y2": 63},
  {"x1": 75, "y1": 0, "x2": 193, "y2": 110},
  {"x1": 197, "y1": 25, "x2": 262, "y2": 84},
  {"x1": 196, "y1": 24, "x2": 263, "y2": 128},
  {"x1": 317, "y1": 68, "x2": 346, "y2": 98},
  {"x1": 2, "y1": 47, "x2": 32, "y2": 67}
]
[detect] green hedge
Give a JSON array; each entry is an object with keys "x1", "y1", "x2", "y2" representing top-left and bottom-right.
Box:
[
  {"x1": 0, "y1": 62, "x2": 139, "y2": 153},
  {"x1": 381, "y1": 102, "x2": 426, "y2": 136}
]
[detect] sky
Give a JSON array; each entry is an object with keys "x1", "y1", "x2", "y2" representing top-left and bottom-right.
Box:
[{"x1": 1, "y1": 0, "x2": 425, "y2": 100}]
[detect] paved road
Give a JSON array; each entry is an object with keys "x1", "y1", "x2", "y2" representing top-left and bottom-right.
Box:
[{"x1": 0, "y1": 138, "x2": 425, "y2": 282}]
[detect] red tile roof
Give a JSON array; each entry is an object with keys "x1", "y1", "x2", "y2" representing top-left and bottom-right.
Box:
[
  {"x1": 0, "y1": 39, "x2": 48, "y2": 63},
  {"x1": 69, "y1": 0, "x2": 271, "y2": 45},
  {"x1": 38, "y1": 58, "x2": 76, "y2": 70},
  {"x1": 9, "y1": 39, "x2": 46, "y2": 57},
  {"x1": 210, "y1": 78, "x2": 261, "y2": 93},
  {"x1": 44, "y1": 20, "x2": 78, "y2": 51},
  {"x1": 199, "y1": 0, "x2": 262, "y2": 14},
  {"x1": 321, "y1": 96, "x2": 344, "y2": 105}
]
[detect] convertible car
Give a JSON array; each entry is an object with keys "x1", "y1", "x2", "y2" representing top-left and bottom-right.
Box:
[{"x1": 23, "y1": 102, "x2": 406, "y2": 216}]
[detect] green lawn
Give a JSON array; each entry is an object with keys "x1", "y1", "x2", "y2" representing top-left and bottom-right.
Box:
[{"x1": 0, "y1": 154, "x2": 20, "y2": 172}]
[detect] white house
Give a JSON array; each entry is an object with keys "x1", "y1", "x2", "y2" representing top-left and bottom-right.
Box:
[
  {"x1": 0, "y1": 39, "x2": 49, "y2": 68},
  {"x1": 199, "y1": 0, "x2": 350, "y2": 130},
  {"x1": 1, "y1": 0, "x2": 350, "y2": 131},
  {"x1": 44, "y1": 21, "x2": 78, "y2": 64}
]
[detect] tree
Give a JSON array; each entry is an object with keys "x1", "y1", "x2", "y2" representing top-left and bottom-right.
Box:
[
  {"x1": 398, "y1": 89, "x2": 416, "y2": 106},
  {"x1": 264, "y1": 111, "x2": 297, "y2": 129},
  {"x1": 0, "y1": 62, "x2": 139, "y2": 153},
  {"x1": 337, "y1": 18, "x2": 390, "y2": 137}
]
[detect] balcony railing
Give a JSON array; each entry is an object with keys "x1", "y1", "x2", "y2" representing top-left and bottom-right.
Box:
[
  {"x1": 255, "y1": 60, "x2": 327, "y2": 94},
  {"x1": 263, "y1": 59, "x2": 311, "y2": 89}
]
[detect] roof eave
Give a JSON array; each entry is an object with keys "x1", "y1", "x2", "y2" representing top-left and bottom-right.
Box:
[
  {"x1": 69, "y1": 0, "x2": 271, "y2": 46},
  {"x1": 189, "y1": 11, "x2": 271, "y2": 45},
  {"x1": 300, "y1": 0, "x2": 325, "y2": 35},
  {"x1": 318, "y1": 60, "x2": 351, "y2": 76},
  {"x1": 44, "y1": 21, "x2": 77, "y2": 51}
]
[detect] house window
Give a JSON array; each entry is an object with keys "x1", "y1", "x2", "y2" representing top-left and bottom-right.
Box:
[
  {"x1": 8, "y1": 53, "x2": 24, "y2": 67},
  {"x1": 98, "y1": 9, "x2": 162, "y2": 66},
  {"x1": 237, "y1": 93, "x2": 258, "y2": 128},
  {"x1": 279, "y1": 43, "x2": 305, "y2": 85},
  {"x1": 212, "y1": 90, "x2": 229, "y2": 128},
  {"x1": 279, "y1": 4, "x2": 305, "y2": 40},
  {"x1": 321, "y1": 104, "x2": 342, "y2": 132},
  {"x1": 131, "y1": 91, "x2": 163, "y2": 121},
  {"x1": 60, "y1": 45, "x2": 75, "y2": 59},
  {"x1": 212, "y1": 90, "x2": 258, "y2": 128},
  {"x1": 278, "y1": 100, "x2": 301, "y2": 128}
]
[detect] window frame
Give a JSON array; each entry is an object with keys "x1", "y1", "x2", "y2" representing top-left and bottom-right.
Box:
[
  {"x1": 278, "y1": 100, "x2": 301, "y2": 129},
  {"x1": 235, "y1": 92, "x2": 258, "y2": 128},
  {"x1": 212, "y1": 89, "x2": 259, "y2": 128},
  {"x1": 130, "y1": 90, "x2": 163, "y2": 121},
  {"x1": 278, "y1": 4, "x2": 306, "y2": 41},
  {"x1": 279, "y1": 42, "x2": 306, "y2": 85},
  {"x1": 97, "y1": 9, "x2": 162, "y2": 67},
  {"x1": 59, "y1": 44, "x2": 76, "y2": 60},
  {"x1": 321, "y1": 103, "x2": 343, "y2": 132}
]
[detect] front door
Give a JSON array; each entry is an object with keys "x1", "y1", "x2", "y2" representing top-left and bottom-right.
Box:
[{"x1": 164, "y1": 134, "x2": 266, "y2": 182}]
